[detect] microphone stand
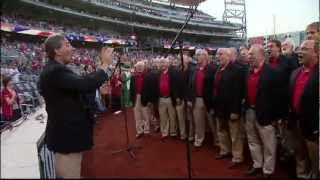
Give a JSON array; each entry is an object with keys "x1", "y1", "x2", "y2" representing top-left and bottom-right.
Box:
[
  {"x1": 168, "y1": 4, "x2": 199, "y2": 180},
  {"x1": 111, "y1": 48, "x2": 141, "y2": 159}
]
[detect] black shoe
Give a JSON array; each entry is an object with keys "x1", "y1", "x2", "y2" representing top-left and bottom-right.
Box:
[
  {"x1": 154, "y1": 127, "x2": 160, "y2": 133},
  {"x1": 160, "y1": 136, "x2": 168, "y2": 141},
  {"x1": 194, "y1": 145, "x2": 202, "y2": 151},
  {"x1": 246, "y1": 167, "x2": 262, "y2": 176},
  {"x1": 136, "y1": 134, "x2": 143, "y2": 139},
  {"x1": 263, "y1": 173, "x2": 271, "y2": 179},
  {"x1": 228, "y1": 162, "x2": 243, "y2": 169},
  {"x1": 215, "y1": 153, "x2": 232, "y2": 160}
]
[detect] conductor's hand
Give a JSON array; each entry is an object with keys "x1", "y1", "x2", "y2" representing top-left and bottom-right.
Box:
[
  {"x1": 100, "y1": 83, "x2": 110, "y2": 95},
  {"x1": 99, "y1": 47, "x2": 114, "y2": 70}
]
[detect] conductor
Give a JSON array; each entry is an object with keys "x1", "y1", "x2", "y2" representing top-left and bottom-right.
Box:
[{"x1": 39, "y1": 33, "x2": 113, "y2": 178}]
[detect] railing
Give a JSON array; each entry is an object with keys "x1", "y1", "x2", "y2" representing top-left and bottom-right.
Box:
[{"x1": 1, "y1": 48, "x2": 29, "y2": 63}]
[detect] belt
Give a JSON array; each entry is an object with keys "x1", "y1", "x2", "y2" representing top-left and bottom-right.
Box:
[{"x1": 248, "y1": 106, "x2": 255, "y2": 110}]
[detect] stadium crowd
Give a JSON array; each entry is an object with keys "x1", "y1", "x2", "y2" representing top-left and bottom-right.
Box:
[
  {"x1": 95, "y1": 0, "x2": 215, "y2": 23},
  {"x1": 1, "y1": 15, "x2": 121, "y2": 40},
  {"x1": 3, "y1": 0, "x2": 235, "y2": 39},
  {"x1": 2, "y1": 14, "x2": 231, "y2": 51}
]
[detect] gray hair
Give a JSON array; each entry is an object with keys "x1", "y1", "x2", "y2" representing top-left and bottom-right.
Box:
[
  {"x1": 282, "y1": 38, "x2": 295, "y2": 50},
  {"x1": 195, "y1": 49, "x2": 209, "y2": 57}
]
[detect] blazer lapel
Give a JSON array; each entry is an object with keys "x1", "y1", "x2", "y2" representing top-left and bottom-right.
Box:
[
  {"x1": 244, "y1": 66, "x2": 251, "y2": 100},
  {"x1": 302, "y1": 65, "x2": 319, "y2": 97},
  {"x1": 220, "y1": 63, "x2": 232, "y2": 83},
  {"x1": 289, "y1": 68, "x2": 302, "y2": 92},
  {"x1": 256, "y1": 64, "x2": 268, "y2": 100}
]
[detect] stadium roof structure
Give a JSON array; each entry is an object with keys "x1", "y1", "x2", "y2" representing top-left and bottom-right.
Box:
[
  {"x1": 151, "y1": 0, "x2": 206, "y2": 6},
  {"x1": 169, "y1": 0, "x2": 206, "y2": 6}
]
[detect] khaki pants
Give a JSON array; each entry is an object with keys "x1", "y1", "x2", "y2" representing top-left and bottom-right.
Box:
[
  {"x1": 291, "y1": 120, "x2": 311, "y2": 178},
  {"x1": 158, "y1": 97, "x2": 177, "y2": 137},
  {"x1": 176, "y1": 101, "x2": 186, "y2": 139},
  {"x1": 192, "y1": 98, "x2": 207, "y2": 147},
  {"x1": 133, "y1": 94, "x2": 150, "y2": 135},
  {"x1": 149, "y1": 103, "x2": 160, "y2": 131},
  {"x1": 55, "y1": 152, "x2": 82, "y2": 178},
  {"x1": 245, "y1": 109, "x2": 277, "y2": 175},
  {"x1": 217, "y1": 116, "x2": 244, "y2": 163},
  {"x1": 305, "y1": 139, "x2": 319, "y2": 178},
  {"x1": 207, "y1": 109, "x2": 219, "y2": 147},
  {"x1": 187, "y1": 104, "x2": 194, "y2": 141}
]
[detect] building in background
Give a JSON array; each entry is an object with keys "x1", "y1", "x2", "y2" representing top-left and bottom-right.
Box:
[{"x1": 249, "y1": 30, "x2": 305, "y2": 49}]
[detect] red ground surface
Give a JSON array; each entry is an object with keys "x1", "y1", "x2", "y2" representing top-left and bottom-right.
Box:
[{"x1": 82, "y1": 109, "x2": 291, "y2": 178}]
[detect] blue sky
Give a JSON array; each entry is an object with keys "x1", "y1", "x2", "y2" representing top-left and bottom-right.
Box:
[{"x1": 198, "y1": 0, "x2": 319, "y2": 37}]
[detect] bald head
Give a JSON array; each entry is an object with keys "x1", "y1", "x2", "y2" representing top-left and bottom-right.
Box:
[
  {"x1": 153, "y1": 58, "x2": 161, "y2": 70},
  {"x1": 160, "y1": 57, "x2": 170, "y2": 71},
  {"x1": 135, "y1": 61, "x2": 145, "y2": 73},
  {"x1": 195, "y1": 49, "x2": 209, "y2": 57},
  {"x1": 153, "y1": 58, "x2": 159, "y2": 64},
  {"x1": 300, "y1": 39, "x2": 319, "y2": 66},
  {"x1": 195, "y1": 49, "x2": 209, "y2": 66},
  {"x1": 216, "y1": 48, "x2": 231, "y2": 66},
  {"x1": 248, "y1": 44, "x2": 265, "y2": 68}
]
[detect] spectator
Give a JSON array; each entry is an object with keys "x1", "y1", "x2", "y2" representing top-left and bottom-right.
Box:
[{"x1": 1, "y1": 76, "x2": 20, "y2": 122}]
